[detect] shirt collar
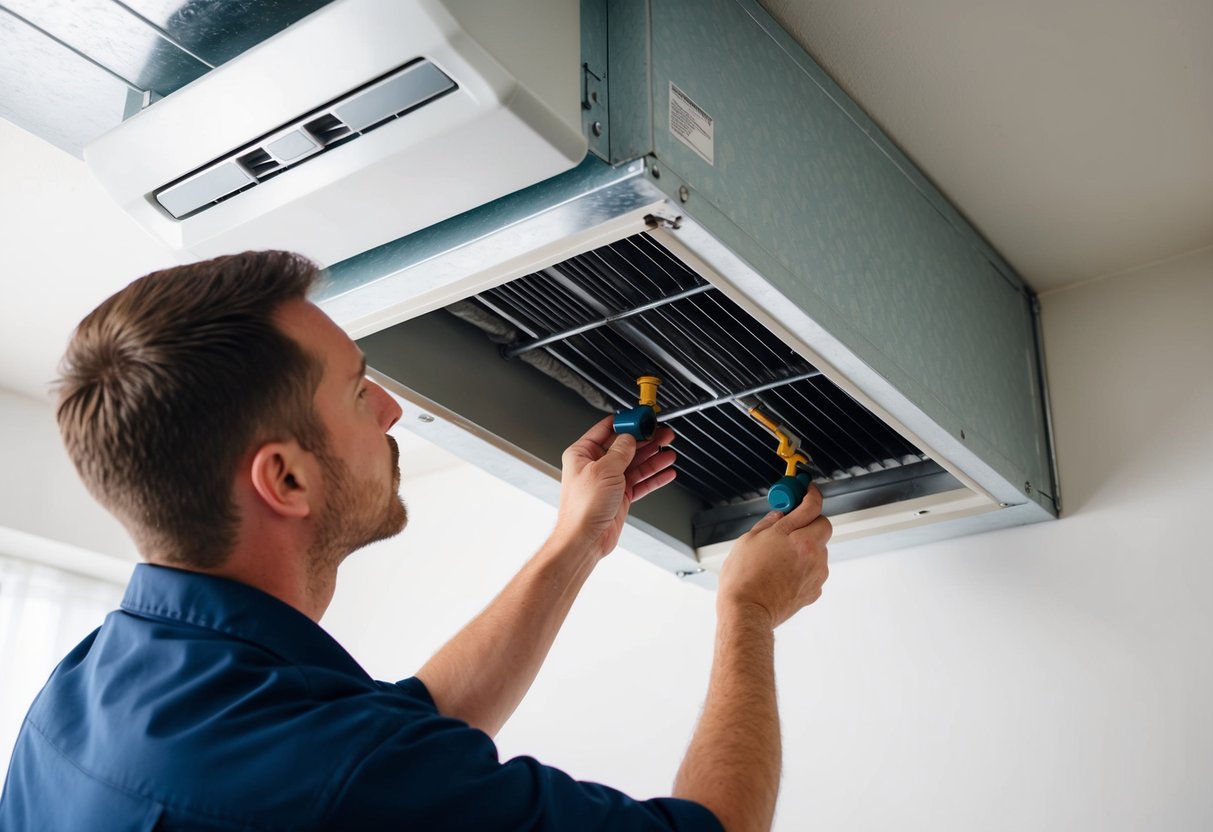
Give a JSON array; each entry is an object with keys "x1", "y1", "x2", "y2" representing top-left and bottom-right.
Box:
[{"x1": 121, "y1": 563, "x2": 370, "y2": 679}]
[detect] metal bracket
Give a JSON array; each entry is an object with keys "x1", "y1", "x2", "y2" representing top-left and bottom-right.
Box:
[
  {"x1": 581, "y1": 62, "x2": 604, "y2": 111},
  {"x1": 645, "y1": 212, "x2": 683, "y2": 230},
  {"x1": 580, "y1": 0, "x2": 610, "y2": 160}
]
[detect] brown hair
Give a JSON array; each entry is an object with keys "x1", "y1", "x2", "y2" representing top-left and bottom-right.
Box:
[{"x1": 56, "y1": 250, "x2": 326, "y2": 568}]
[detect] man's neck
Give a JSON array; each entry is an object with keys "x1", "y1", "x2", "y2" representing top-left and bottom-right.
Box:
[{"x1": 161, "y1": 546, "x2": 337, "y2": 623}]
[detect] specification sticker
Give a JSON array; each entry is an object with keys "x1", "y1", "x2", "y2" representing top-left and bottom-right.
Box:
[{"x1": 669, "y1": 82, "x2": 714, "y2": 166}]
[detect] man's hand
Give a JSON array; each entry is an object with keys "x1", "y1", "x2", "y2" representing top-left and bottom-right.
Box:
[
  {"x1": 552, "y1": 415, "x2": 677, "y2": 559},
  {"x1": 717, "y1": 483, "x2": 831, "y2": 627},
  {"x1": 416, "y1": 417, "x2": 674, "y2": 735},
  {"x1": 674, "y1": 487, "x2": 831, "y2": 832}
]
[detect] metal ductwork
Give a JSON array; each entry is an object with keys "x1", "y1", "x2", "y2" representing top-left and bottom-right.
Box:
[
  {"x1": 318, "y1": 0, "x2": 1059, "y2": 586},
  {"x1": 33, "y1": 0, "x2": 1057, "y2": 586}
]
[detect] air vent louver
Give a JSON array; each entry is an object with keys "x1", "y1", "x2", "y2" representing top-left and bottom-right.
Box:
[
  {"x1": 154, "y1": 59, "x2": 457, "y2": 220},
  {"x1": 452, "y1": 233, "x2": 934, "y2": 509},
  {"x1": 304, "y1": 114, "x2": 353, "y2": 148},
  {"x1": 238, "y1": 149, "x2": 282, "y2": 180}
]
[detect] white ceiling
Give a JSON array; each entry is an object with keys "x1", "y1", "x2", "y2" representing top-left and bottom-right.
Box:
[
  {"x1": 759, "y1": 0, "x2": 1213, "y2": 292},
  {"x1": 1, "y1": 0, "x2": 1210, "y2": 401},
  {"x1": 0, "y1": 120, "x2": 184, "y2": 402}
]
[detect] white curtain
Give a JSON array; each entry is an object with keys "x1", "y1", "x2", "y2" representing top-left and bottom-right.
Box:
[{"x1": 0, "y1": 553, "x2": 125, "y2": 790}]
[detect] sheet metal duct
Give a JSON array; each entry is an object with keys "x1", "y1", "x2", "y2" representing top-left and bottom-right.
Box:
[
  {"x1": 318, "y1": 0, "x2": 1059, "y2": 586},
  {"x1": 30, "y1": 0, "x2": 1057, "y2": 585}
]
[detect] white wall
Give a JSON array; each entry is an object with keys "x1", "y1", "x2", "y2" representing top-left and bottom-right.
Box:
[
  {"x1": 324, "y1": 245, "x2": 1213, "y2": 831},
  {"x1": 0, "y1": 386, "x2": 138, "y2": 569}
]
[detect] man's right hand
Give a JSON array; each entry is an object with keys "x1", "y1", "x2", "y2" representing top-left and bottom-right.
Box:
[{"x1": 717, "y1": 484, "x2": 832, "y2": 628}]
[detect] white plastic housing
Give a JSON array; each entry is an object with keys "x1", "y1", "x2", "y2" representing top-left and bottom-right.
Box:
[{"x1": 84, "y1": 0, "x2": 586, "y2": 266}]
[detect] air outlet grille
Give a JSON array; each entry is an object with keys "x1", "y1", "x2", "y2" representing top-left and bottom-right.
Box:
[
  {"x1": 455, "y1": 233, "x2": 929, "y2": 507},
  {"x1": 304, "y1": 114, "x2": 353, "y2": 148},
  {"x1": 154, "y1": 59, "x2": 457, "y2": 220},
  {"x1": 238, "y1": 149, "x2": 282, "y2": 181}
]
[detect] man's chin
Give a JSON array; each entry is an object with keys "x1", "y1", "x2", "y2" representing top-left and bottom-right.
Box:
[
  {"x1": 388, "y1": 495, "x2": 407, "y2": 536},
  {"x1": 365, "y1": 496, "x2": 407, "y2": 548}
]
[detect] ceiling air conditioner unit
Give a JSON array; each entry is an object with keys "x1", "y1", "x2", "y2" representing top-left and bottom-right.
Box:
[
  {"x1": 84, "y1": 0, "x2": 1060, "y2": 587},
  {"x1": 83, "y1": 0, "x2": 586, "y2": 267}
]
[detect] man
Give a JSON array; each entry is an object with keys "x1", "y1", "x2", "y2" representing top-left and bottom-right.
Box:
[{"x1": 0, "y1": 251, "x2": 831, "y2": 831}]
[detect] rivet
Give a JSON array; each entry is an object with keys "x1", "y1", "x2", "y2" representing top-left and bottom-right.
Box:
[
  {"x1": 1024, "y1": 481, "x2": 1033, "y2": 494},
  {"x1": 999, "y1": 502, "x2": 1009, "y2": 508},
  {"x1": 417, "y1": 414, "x2": 434, "y2": 423},
  {"x1": 591, "y1": 121, "x2": 602, "y2": 137},
  {"x1": 651, "y1": 165, "x2": 661, "y2": 179},
  {"x1": 678, "y1": 185, "x2": 690, "y2": 203}
]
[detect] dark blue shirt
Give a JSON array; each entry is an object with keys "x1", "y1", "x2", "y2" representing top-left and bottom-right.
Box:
[{"x1": 0, "y1": 564, "x2": 721, "y2": 831}]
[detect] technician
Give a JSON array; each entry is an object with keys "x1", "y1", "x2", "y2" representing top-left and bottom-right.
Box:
[{"x1": 0, "y1": 250, "x2": 831, "y2": 831}]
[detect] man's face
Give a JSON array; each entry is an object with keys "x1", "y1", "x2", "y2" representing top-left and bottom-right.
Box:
[{"x1": 277, "y1": 300, "x2": 406, "y2": 565}]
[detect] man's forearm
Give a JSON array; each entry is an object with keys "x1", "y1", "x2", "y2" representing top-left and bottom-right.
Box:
[
  {"x1": 415, "y1": 532, "x2": 597, "y2": 737},
  {"x1": 674, "y1": 603, "x2": 781, "y2": 832}
]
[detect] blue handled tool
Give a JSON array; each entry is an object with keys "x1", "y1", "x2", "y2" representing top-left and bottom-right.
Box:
[{"x1": 614, "y1": 375, "x2": 662, "y2": 440}]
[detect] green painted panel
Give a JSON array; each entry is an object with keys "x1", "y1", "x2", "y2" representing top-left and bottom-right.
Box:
[{"x1": 631, "y1": 0, "x2": 1053, "y2": 500}]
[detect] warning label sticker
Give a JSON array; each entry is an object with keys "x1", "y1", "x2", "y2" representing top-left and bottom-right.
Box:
[{"x1": 669, "y1": 82, "x2": 714, "y2": 166}]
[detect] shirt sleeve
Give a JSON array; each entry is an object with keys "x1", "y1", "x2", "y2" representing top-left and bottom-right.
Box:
[{"x1": 330, "y1": 678, "x2": 723, "y2": 831}]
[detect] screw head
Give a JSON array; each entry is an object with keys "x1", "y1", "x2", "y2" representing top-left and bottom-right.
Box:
[
  {"x1": 678, "y1": 185, "x2": 690, "y2": 202},
  {"x1": 651, "y1": 165, "x2": 661, "y2": 179},
  {"x1": 591, "y1": 121, "x2": 602, "y2": 137},
  {"x1": 417, "y1": 414, "x2": 434, "y2": 423},
  {"x1": 1024, "y1": 481, "x2": 1033, "y2": 494}
]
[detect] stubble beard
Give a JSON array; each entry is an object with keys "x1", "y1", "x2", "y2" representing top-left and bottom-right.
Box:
[{"x1": 308, "y1": 435, "x2": 406, "y2": 578}]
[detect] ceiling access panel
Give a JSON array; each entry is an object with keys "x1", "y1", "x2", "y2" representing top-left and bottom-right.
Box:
[{"x1": 321, "y1": 0, "x2": 1058, "y2": 586}]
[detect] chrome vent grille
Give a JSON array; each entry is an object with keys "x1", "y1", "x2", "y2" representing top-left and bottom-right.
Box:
[
  {"x1": 455, "y1": 233, "x2": 930, "y2": 507},
  {"x1": 153, "y1": 59, "x2": 457, "y2": 220}
]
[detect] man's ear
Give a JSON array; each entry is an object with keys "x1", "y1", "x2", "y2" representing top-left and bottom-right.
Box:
[{"x1": 248, "y1": 442, "x2": 313, "y2": 519}]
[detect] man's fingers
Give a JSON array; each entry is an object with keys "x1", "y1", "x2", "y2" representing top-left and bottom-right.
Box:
[
  {"x1": 779, "y1": 483, "x2": 824, "y2": 529},
  {"x1": 603, "y1": 431, "x2": 638, "y2": 470},
  {"x1": 573, "y1": 415, "x2": 622, "y2": 455},
  {"x1": 791, "y1": 513, "x2": 833, "y2": 549},
  {"x1": 643, "y1": 425, "x2": 676, "y2": 450},
  {"x1": 568, "y1": 419, "x2": 674, "y2": 464},
  {"x1": 626, "y1": 447, "x2": 677, "y2": 487},
  {"x1": 630, "y1": 466, "x2": 677, "y2": 502},
  {"x1": 748, "y1": 510, "x2": 783, "y2": 535}
]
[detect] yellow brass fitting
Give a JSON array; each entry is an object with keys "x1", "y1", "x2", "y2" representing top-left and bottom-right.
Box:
[
  {"x1": 748, "y1": 406, "x2": 810, "y2": 476},
  {"x1": 636, "y1": 375, "x2": 662, "y2": 412}
]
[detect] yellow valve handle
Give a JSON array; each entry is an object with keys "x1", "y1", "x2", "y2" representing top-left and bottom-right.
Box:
[
  {"x1": 748, "y1": 406, "x2": 810, "y2": 476},
  {"x1": 636, "y1": 375, "x2": 662, "y2": 412}
]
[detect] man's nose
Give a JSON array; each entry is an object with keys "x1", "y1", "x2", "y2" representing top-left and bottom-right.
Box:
[{"x1": 370, "y1": 381, "x2": 402, "y2": 431}]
